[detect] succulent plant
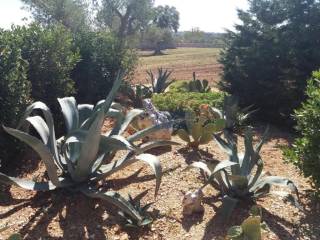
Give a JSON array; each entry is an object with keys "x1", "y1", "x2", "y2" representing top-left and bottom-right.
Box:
[
  {"x1": 147, "y1": 68, "x2": 174, "y2": 94},
  {"x1": 226, "y1": 205, "x2": 265, "y2": 240},
  {"x1": 177, "y1": 111, "x2": 225, "y2": 149},
  {"x1": 188, "y1": 128, "x2": 299, "y2": 219},
  {"x1": 207, "y1": 96, "x2": 255, "y2": 134},
  {"x1": 0, "y1": 73, "x2": 177, "y2": 226},
  {"x1": 120, "y1": 82, "x2": 152, "y2": 108},
  {"x1": 187, "y1": 72, "x2": 211, "y2": 93},
  {"x1": 118, "y1": 191, "x2": 153, "y2": 228}
]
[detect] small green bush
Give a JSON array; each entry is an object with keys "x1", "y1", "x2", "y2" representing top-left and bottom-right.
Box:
[
  {"x1": 284, "y1": 70, "x2": 320, "y2": 189},
  {"x1": 152, "y1": 91, "x2": 224, "y2": 115},
  {"x1": 0, "y1": 29, "x2": 31, "y2": 169},
  {"x1": 14, "y1": 24, "x2": 80, "y2": 110},
  {"x1": 72, "y1": 30, "x2": 137, "y2": 104},
  {"x1": 168, "y1": 80, "x2": 189, "y2": 93}
]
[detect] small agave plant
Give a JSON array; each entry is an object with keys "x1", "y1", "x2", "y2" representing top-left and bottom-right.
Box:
[
  {"x1": 147, "y1": 68, "x2": 174, "y2": 94},
  {"x1": 188, "y1": 128, "x2": 299, "y2": 219},
  {"x1": 177, "y1": 111, "x2": 225, "y2": 149},
  {"x1": 187, "y1": 72, "x2": 211, "y2": 93},
  {"x1": 117, "y1": 190, "x2": 153, "y2": 228},
  {"x1": 0, "y1": 73, "x2": 177, "y2": 226},
  {"x1": 226, "y1": 205, "x2": 266, "y2": 240},
  {"x1": 207, "y1": 96, "x2": 255, "y2": 134}
]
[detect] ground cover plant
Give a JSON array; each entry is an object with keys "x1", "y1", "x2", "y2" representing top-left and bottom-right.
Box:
[{"x1": 0, "y1": 73, "x2": 177, "y2": 227}]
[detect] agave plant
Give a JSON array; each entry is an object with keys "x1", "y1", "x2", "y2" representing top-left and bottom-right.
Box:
[
  {"x1": 118, "y1": 190, "x2": 153, "y2": 228},
  {"x1": 227, "y1": 205, "x2": 265, "y2": 240},
  {"x1": 0, "y1": 73, "x2": 177, "y2": 226},
  {"x1": 147, "y1": 68, "x2": 174, "y2": 94},
  {"x1": 119, "y1": 82, "x2": 152, "y2": 108},
  {"x1": 188, "y1": 128, "x2": 299, "y2": 219},
  {"x1": 177, "y1": 111, "x2": 225, "y2": 149},
  {"x1": 187, "y1": 72, "x2": 211, "y2": 93},
  {"x1": 207, "y1": 96, "x2": 255, "y2": 134}
]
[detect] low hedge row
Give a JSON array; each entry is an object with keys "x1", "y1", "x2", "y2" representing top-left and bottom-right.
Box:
[{"x1": 152, "y1": 91, "x2": 225, "y2": 116}]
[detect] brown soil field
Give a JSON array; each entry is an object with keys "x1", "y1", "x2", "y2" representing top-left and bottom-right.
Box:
[{"x1": 133, "y1": 48, "x2": 222, "y2": 87}]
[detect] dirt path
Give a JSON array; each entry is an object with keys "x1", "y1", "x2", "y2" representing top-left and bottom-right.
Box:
[{"x1": 0, "y1": 125, "x2": 319, "y2": 240}]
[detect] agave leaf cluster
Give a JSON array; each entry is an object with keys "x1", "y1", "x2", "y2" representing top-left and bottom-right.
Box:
[
  {"x1": 177, "y1": 111, "x2": 225, "y2": 149},
  {"x1": 147, "y1": 68, "x2": 174, "y2": 94},
  {"x1": 0, "y1": 74, "x2": 177, "y2": 225},
  {"x1": 208, "y1": 96, "x2": 255, "y2": 134},
  {"x1": 187, "y1": 72, "x2": 211, "y2": 93},
  {"x1": 188, "y1": 128, "x2": 299, "y2": 219},
  {"x1": 120, "y1": 82, "x2": 152, "y2": 108},
  {"x1": 117, "y1": 190, "x2": 153, "y2": 228}
]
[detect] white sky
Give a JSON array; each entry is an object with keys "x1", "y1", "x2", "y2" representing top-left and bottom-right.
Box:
[{"x1": 0, "y1": 0, "x2": 249, "y2": 32}]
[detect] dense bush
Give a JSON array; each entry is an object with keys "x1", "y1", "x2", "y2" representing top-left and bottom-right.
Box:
[
  {"x1": 285, "y1": 71, "x2": 320, "y2": 190},
  {"x1": 0, "y1": 29, "x2": 31, "y2": 169},
  {"x1": 72, "y1": 30, "x2": 137, "y2": 104},
  {"x1": 14, "y1": 24, "x2": 80, "y2": 111},
  {"x1": 219, "y1": 0, "x2": 320, "y2": 125},
  {"x1": 152, "y1": 91, "x2": 224, "y2": 116}
]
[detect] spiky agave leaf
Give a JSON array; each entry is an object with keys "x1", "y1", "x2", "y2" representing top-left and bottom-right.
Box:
[{"x1": 117, "y1": 191, "x2": 154, "y2": 228}]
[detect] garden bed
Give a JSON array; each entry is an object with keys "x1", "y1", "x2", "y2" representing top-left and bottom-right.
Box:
[{"x1": 0, "y1": 125, "x2": 319, "y2": 240}]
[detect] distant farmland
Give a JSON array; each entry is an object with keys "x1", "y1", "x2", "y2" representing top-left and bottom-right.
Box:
[{"x1": 133, "y1": 48, "x2": 222, "y2": 87}]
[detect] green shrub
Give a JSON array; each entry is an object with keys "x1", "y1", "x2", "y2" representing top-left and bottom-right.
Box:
[
  {"x1": 219, "y1": 0, "x2": 320, "y2": 125},
  {"x1": 284, "y1": 70, "x2": 320, "y2": 190},
  {"x1": 0, "y1": 29, "x2": 31, "y2": 169},
  {"x1": 72, "y1": 30, "x2": 137, "y2": 104},
  {"x1": 168, "y1": 80, "x2": 189, "y2": 93},
  {"x1": 152, "y1": 91, "x2": 224, "y2": 115},
  {"x1": 13, "y1": 24, "x2": 79, "y2": 111}
]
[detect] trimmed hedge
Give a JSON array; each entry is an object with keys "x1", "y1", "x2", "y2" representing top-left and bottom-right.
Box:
[{"x1": 152, "y1": 91, "x2": 224, "y2": 116}]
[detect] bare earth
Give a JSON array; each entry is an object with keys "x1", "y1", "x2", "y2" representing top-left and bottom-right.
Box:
[
  {"x1": 0, "y1": 124, "x2": 319, "y2": 240},
  {"x1": 133, "y1": 48, "x2": 222, "y2": 87}
]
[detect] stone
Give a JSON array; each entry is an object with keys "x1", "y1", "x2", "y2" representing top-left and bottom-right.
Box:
[
  {"x1": 182, "y1": 189, "x2": 204, "y2": 216},
  {"x1": 134, "y1": 99, "x2": 173, "y2": 141}
]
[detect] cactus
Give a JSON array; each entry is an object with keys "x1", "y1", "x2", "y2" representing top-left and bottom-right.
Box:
[
  {"x1": 177, "y1": 111, "x2": 225, "y2": 149},
  {"x1": 187, "y1": 72, "x2": 211, "y2": 93},
  {"x1": 226, "y1": 205, "x2": 265, "y2": 240}
]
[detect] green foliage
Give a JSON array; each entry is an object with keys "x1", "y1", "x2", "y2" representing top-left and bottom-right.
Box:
[
  {"x1": 284, "y1": 70, "x2": 320, "y2": 189},
  {"x1": 0, "y1": 75, "x2": 175, "y2": 226},
  {"x1": 119, "y1": 82, "x2": 152, "y2": 108},
  {"x1": 177, "y1": 111, "x2": 225, "y2": 149},
  {"x1": 140, "y1": 25, "x2": 176, "y2": 54},
  {"x1": 72, "y1": 30, "x2": 137, "y2": 104},
  {"x1": 207, "y1": 96, "x2": 254, "y2": 134},
  {"x1": 188, "y1": 128, "x2": 299, "y2": 219},
  {"x1": 226, "y1": 206, "x2": 264, "y2": 240},
  {"x1": 21, "y1": 0, "x2": 90, "y2": 33},
  {"x1": 152, "y1": 92, "x2": 224, "y2": 116},
  {"x1": 13, "y1": 23, "x2": 79, "y2": 112},
  {"x1": 219, "y1": 0, "x2": 320, "y2": 125},
  {"x1": 0, "y1": 29, "x2": 31, "y2": 169},
  {"x1": 167, "y1": 80, "x2": 189, "y2": 93},
  {"x1": 153, "y1": 5, "x2": 180, "y2": 32},
  {"x1": 118, "y1": 191, "x2": 153, "y2": 228},
  {"x1": 147, "y1": 68, "x2": 174, "y2": 94},
  {"x1": 187, "y1": 72, "x2": 211, "y2": 93}
]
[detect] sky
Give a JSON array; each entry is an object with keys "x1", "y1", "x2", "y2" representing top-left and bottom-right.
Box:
[{"x1": 0, "y1": 0, "x2": 249, "y2": 33}]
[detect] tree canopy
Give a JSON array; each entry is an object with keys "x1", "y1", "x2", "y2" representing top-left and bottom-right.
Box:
[{"x1": 219, "y1": 0, "x2": 320, "y2": 124}]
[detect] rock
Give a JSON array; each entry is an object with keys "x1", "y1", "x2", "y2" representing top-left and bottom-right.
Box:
[
  {"x1": 134, "y1": 99, "x2": 173, "y2": 141},
  {"x1": 182, "y1": 189, "x2": 204, "y2": 216}
]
